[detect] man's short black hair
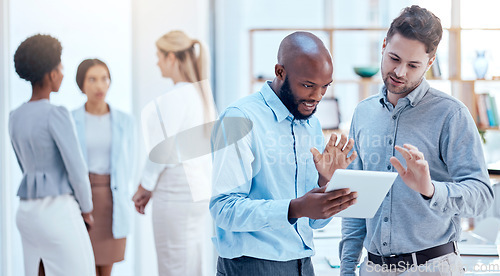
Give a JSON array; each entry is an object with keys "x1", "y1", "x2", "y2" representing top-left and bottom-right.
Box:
[
  {"x1": 387, "y1": 5, "x2": 443, "y2": 56},
  {"x1": 14, "y1": 34, "x2": 62, "y2": 86}
]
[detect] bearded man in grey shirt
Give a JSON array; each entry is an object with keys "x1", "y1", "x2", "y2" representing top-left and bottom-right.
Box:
[{"x1": 340, "y1": 5, "x2": 494, "y2": 275}]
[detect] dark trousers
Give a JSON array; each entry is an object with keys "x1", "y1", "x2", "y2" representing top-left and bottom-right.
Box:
[{"x1": 216, "y1": 256, "x2": 315, "y2": 276}]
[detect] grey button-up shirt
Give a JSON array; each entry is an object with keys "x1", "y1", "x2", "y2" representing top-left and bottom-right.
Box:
[{"x1": 339, "y1": 79, "x2": 494, "y2": 275}]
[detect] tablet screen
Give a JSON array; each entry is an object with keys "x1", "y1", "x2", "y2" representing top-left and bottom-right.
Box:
[{"x1": 325, "y1": 169, "x2": 398, "y2": 218}]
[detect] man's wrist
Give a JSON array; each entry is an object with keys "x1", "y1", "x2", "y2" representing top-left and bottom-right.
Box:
[
  {"x1": 421, "y1": 182, "x2": 435, "y2": 198},
  {"x1": 288, "y1": 198, "x2": 303, "y2": 219},
  {"x1": 318, "y1": 174, "x2": 329, "y2": 187}
]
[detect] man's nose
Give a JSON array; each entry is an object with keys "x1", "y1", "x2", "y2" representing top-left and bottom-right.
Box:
[
  {"x1": 310, "y1": 87, "x2": 326, "y2": 102},
  {"x1": 394, "y1": 64, "x2": 407, "y2": 78}
]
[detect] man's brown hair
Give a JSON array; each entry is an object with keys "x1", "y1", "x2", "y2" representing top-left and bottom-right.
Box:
[{"x1": 387, "y1": 5, "x2": 443, "y2": 56}]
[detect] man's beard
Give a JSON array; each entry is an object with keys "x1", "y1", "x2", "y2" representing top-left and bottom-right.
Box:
[
  {"x1": 381, "y1": 58, "x2": 425, "y2": 95},
  {"x1": 382, "y1": 72, "x2": 423, "y2": 95},
  {"x1": 279, "y1": 76, "x2": 316, "y2": 120}
]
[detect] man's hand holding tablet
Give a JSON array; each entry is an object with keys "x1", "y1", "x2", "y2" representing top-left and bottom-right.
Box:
[{"x1": 288, "y1": 134, "x2": 358, "y2": 220}]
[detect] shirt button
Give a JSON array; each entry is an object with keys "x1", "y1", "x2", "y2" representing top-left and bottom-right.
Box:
[
  {"x1": 443, "y1": 208, "x2": 447, "y2": 212},
  {"x1": 386, "y1": 192, "x2": 390, "y2": 197},
  {"x1": 387, "y1": 165, "x2": 391, "y2": 170},
  {"x1": 389, "y1": 139, "x2": 393, "y2": 145},
  {"x1": 384, "y1": 217, "x2": 389, "y2": 222},
  {"x1": 433, "y1": 202, "x2": 438, "y2": 206},
  {"x1": 114, "y1": 187, "x2": 118, "y2": 191},
  {"x1": 392, "y1": 115, "x2": 397, "y2": 120},
  {"x1": 383, "y1": 242, "x2": 388, "y2": 246}
]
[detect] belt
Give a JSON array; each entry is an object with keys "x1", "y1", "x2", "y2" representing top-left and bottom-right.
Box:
[{"x1": 368, "y1": 241, "x2": 458, "y2": 267}]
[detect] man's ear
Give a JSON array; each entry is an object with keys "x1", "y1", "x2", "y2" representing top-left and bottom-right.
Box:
[
  {"x1": 381, "y1": 37, "x2": 387, "y2": 55},
  {"x1": 275, "y1": 64, "x2": 286, "y2": 80},
  {"x1": 427, "y1": 55, "x2": 436, "y2": 70}
]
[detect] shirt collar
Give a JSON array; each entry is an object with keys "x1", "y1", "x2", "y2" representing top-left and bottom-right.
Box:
[
  {"x1": 260, "y1": 81, "x2": 312, "y2": 126},
  {"x1": 378, "y1": 78, "x2": 430, "y2": 108}
]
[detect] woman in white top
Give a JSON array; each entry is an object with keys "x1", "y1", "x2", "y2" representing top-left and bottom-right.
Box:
[
  {"x1": 72, "y1": 59, "x2": 136, "y2": 276},
  {"x1": 132, "y1": 30, "x2": 216, "y2": 276},
  {"x1": 9, "y1": 34, "x2": 95, "y2": 276}
]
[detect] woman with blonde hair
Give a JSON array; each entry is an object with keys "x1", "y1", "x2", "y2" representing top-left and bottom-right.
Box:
[{"x1": 132, "y1": 30, "x2": 215, "y2": 276}]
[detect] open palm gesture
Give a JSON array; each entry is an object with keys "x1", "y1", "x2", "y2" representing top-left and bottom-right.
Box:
[
  {"x1": 311, "y1": 133, "x2": 357, "y2": 187},
  {"x1": 390, "y1": 144, "x2": 434, "y2": 197}
]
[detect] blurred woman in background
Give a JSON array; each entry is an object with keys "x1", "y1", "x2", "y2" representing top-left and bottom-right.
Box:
[
  {"x1": 10, "y1": 34, "x2": 95, "y2": 276},
  {"x1": 73, "y1": 58, "x2": 136, "y2": 276},
  {"x1": 132, "y1": 30, "x2": 216, "y2": 276}
]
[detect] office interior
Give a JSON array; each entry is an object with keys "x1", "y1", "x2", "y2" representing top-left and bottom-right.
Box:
[{"x1": 1, "y1": 0, "x2": 500, "y2": 275}]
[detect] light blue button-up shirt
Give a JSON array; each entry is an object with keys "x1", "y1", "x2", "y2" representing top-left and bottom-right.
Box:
[
  {"x1": 339, "y1": 79, "x2": 494, "y2": 275},
  {"x1": 210, "y1": 82, "x2": 331, "y2": 261}
]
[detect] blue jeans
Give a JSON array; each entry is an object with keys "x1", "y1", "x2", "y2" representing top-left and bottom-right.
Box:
[{"x1": 216, "y1": 256, "x2": 315, "y2": 276}]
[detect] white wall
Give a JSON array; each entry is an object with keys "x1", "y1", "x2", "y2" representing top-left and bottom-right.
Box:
[
  {"x1": 132, "y1": 0, "x2": 209, "y2": 110},
  {"x1": 214, "y1": 0, "x2": 326, "y2": 111},
  {"x1": 5, "y1": 0, "x2": 133, "y2": 274},
  {"x1": 9, "y1": 1, "x2": 133, "y2": 112}
]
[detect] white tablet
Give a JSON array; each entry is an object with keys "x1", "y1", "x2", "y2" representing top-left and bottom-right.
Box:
[{"x1": 325, "y1": 169, "x2": 398, "y2": 218}]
